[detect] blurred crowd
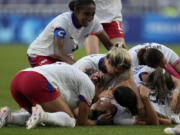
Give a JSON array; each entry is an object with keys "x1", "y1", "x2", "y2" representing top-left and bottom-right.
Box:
[{"x1": 0, "y1": 0, "x2": 180, "y2": 16}]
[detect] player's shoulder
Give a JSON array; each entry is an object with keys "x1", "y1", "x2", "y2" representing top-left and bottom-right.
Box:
[{"x1": 53, "y1": 12, "x2": 72, "y2": 22}]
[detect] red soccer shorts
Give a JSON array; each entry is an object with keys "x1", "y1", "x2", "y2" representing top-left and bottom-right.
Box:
[
  {"x1": 10, "y1": 71, "x2": 60, "y2": 109},
  {"x1": 90, "y1": 20, "x2": 124, "y2": 39}
]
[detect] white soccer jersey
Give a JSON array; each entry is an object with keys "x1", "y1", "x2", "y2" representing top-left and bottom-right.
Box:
[
  {"x1": 94, "y1": 0, "x2": 122, "y2": 23},
  {"x1": 129, "y1": 43, "x2": 180, "y2": 67},
  {"x1": 73, "y1": 54, "x2": 128, "y2": 89},
  {"x1": 132, "y1": 65, "x2": 155, "y2": 86},
  {"x1": 150, "y1": 95, "x2": 180, "y2": 124},
  {"x1": 73, "y1": 54, "x2": 113, "y2": 89},
  {"x1": 73, "y1": 54, "x2": 105, "y2": 71},
  {"x1": 111, "y1": 99, "x2": 135, "y2": 125},
  {"x1": 74, "y1": 54, "x2": 130, "y2": 89},
  {"x1": 27, "y1": 11, "x2": 103, "y2": 57},
  {"x1": 132, "y1": 65, "x2": 180, "y2": 123},
  {"x1": 22, "y1": 62, "x2": 95, "y2": 110}
]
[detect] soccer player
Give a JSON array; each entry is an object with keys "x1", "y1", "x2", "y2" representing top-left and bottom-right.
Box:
[
  {"x1": 89, "y1": 84, "x2": 163, "y2": 125},
  {"x1": 73, "y1": 45, "x2": 144, "y2": 115},
  {"x1": 27, "y1": 0, "x2": 113, "y2": 67},
  {"x1": 84, "y1": 0, "x2": 126, "y2": 55},
  {"x1": 73, "y1": 45, "x2": 131, "y2": 89},
  {"x1": 0, "y1": 62, "x2": 109, "y2": 129},
  {"x1": 133, "y1": 65, "x2": 180, "y2": 123},
  {"x1": 128, "y1": 42, "x2": 180, "y2": 79}
]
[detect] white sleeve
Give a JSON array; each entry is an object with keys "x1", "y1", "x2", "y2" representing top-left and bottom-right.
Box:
[
  {"x1": 78, "y1": 73, "x2": 95, "y2": 106},
  {"x1": 73, "y1": 59, "x2": 93, "y2": 71},
  {"x1": 91, "y1": 17, "x2": 103, "y2": 34},
  {"x1": 52, "y1": 16, "x2": 68, "y2": 31},
  {"x1": 162, "y1": 45, "x2": 180, "y2": 66},
  {"x1": 133, "y1": 65, "x2": 155, "y2": 85}
]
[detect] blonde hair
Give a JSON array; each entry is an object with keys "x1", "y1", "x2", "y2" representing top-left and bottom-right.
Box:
[
  {"x1": 106, "y1": 46, "x2": 132, "y2": 71},
  {"x1": 113, "y1": 42, "x2": 127, "y2": 49}
]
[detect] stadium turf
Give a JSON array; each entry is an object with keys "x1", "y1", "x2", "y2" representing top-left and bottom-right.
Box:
[{"x1": 0, "y1": 44, "x2": 179, "y2": 135}]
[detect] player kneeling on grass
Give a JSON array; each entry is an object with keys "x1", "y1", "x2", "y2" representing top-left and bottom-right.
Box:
[{"x1": 0, "y1": 62, "x2": 110, "y2": 129}]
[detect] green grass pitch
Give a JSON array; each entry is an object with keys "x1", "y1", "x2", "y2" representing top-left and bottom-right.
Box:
[{"x1": 0, "y1": 44, "x2": 179, "y2": 135}]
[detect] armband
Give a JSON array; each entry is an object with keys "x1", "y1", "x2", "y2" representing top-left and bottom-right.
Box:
[{"x1": 54, "y1": 28, "x2": 66, "y2": 38}]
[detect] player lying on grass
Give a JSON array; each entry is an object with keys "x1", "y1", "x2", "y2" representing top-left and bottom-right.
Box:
[
  {"x1": 73, "y1": 44, "x2": 145, "y2": 116},
  {"x1": 0, "y1": 62, "x2": 111, "y2": 129},
  {"x1": 129, "y1": 42, "x2": 180, "y2": 79},
  {"x1": 133, "y1": 66, "x2": 180, "y2": 123},
  {"x1": 88, "y1": 81, "x2": 171, "y2": 125},
  {"x1": 27, "y1": 0, "x2": 113, "y2": 66}
]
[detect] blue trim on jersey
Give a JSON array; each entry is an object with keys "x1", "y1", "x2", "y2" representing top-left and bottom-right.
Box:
[
  {"x1": 98, "y1": 57, "x2": 107, "y2": 73},
  {"x1": 54, "y1": 28, "x2": 66, "y2": 38},
  {"x1": 138, "y1": 73, "x2": 143, "y2": 81},
  {"x1": 46, "y1": 80, "x2": 53, "y2": 97},
  {"x1": 79, "y1": 95, "x2": 86, "y2": 102},
  {"x1": 28, "y1": 56, "x2": 34, "y2": 66},
  {"x1": 71, "y1": 13, "x2": 81, "y2": 29}
]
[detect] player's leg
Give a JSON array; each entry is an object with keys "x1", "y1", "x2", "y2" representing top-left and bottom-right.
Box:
[
  {"x1": 20, "y1": 71, "x2": 76, "y2": 129},
  {"x1": 84, "y1": 34, "x2": 99, "y2": 55},
  {"x1": 27, "y1": 97, "x2": 76, "y2": 129},
  {"x1": 103, "y1": 20, "x2": 127, "y2": 49}
]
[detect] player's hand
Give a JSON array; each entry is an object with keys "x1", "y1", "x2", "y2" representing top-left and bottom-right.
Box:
[
  {"x1": 97, "y1": 113, "x2": 112, "y2": 125},
  {"x1": 90, "y1": 72, "x2": 104, "y2": 86}
]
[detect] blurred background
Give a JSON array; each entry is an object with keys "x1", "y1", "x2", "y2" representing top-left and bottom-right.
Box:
[{"x1": 0, "y1": 0, "x2": 180, "y2": 45}]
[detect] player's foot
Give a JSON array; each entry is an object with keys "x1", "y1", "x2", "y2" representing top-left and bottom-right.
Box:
[
  {"x1": 0, "y1": 106, "x2": 11, "y2": 128},
  {"x1": 164, "y1": 126, "x2": 180, "y2": 135},
  {"x1": 26, "y1": 104, "x2": 46, "y2": 129}
]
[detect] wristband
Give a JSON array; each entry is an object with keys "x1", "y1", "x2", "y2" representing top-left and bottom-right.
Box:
[{"x1": 97, "y1": 119, "x2": 101, "y2": 125}]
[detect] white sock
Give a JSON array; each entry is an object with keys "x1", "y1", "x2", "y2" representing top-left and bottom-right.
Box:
[
  {"x1": 8, "y1": 111, "x2": 30, "y2": 126},
  {"x1": 43, "y1": 112, "x2": 76, "y2": 127}
]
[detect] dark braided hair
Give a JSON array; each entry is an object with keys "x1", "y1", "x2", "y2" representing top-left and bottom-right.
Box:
[{"x1": 69, "y1": 0, "x2": 95, "y2": 11}]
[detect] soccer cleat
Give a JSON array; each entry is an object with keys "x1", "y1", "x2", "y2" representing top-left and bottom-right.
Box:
[
  {"x1": 164, "y1": 127, "x2": 180, "y2": 135},
  {"x1": 26, "y1": 104, "x2": 46, "y2": 129},
  {"x1": 0, "y1": 106, "x2": 11, "y2": 128}
]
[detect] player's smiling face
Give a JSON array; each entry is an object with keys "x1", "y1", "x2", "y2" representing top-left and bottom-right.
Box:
[{"x1": 74, "y1": 4, "x2": 95, "y2": 27}]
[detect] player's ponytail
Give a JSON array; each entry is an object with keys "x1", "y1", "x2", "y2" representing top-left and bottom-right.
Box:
[{"x1": 146, "y1": 67, "x2": 174, "y2": 104}]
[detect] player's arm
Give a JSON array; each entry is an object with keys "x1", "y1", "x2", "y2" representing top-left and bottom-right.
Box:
[
  {"x1": 170, "y1": 76, "x2": 180, "y2": 114},
  {"x1": 96, "y1": 30, "x2": 113, "y2": 50},
  {"x1": 77, "y1": 100, "x2": 97, "y2": 125},
  {"x1": 139, "y1": 85, "x2": 159, "y2": 125},
  {"x1": 53, "y1": 28, "x2": 75, "y2": 64}
]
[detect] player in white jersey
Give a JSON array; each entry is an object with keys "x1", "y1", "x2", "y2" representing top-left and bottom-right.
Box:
[
  {"x1": 84, "y1": 0, "x2": 126, "y2": 55},
  {"x1": 133, "y1": 66, "x2": 180, "y2": 123},
  {"x1": 73, "y1": 45, "x2": 131, "y2": 89},
  {"x1": 27, "y1": 0, "x2": 113, "y2": 67},
  {"x1": 129, "y1": 42, "x2": 180, "y2": 79},
  {"x1": 0, "y1": 62, "x2": 110, "y2": 129},
  {"x1": 89, "y1": 83, "x2": 166, "y2": 125},
  {"x1": 74, "y1": 45, "x2": 145, "y2": 115}
]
